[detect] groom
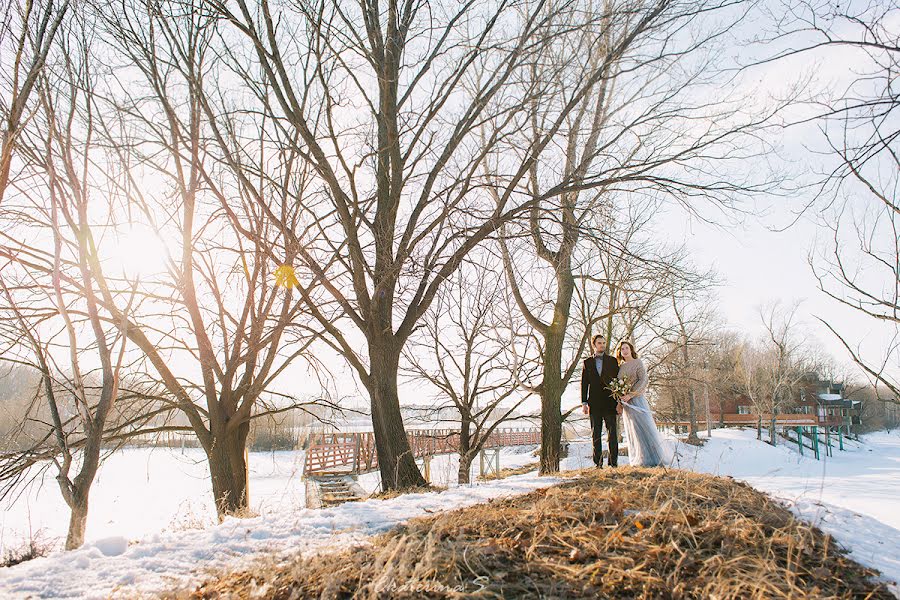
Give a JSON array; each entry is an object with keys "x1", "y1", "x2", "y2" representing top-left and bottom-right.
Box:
[{"x1": 581, "y1": 334, "x2": 620, "y2": 467}]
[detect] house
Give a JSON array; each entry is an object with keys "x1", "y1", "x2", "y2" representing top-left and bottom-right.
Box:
[{"x1": 699, "y1": 373, "x2": 860, "y2": 433}]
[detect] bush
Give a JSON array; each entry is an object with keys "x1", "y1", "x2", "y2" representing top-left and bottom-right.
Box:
[
  {"x1": 1, "y1": 535, "x2": 52, "y2": 568},
  {"x1": 248, "y1": 428, "x2": 297, "y2": 452}
]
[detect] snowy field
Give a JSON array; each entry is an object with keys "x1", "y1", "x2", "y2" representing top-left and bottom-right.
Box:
[{"x1": 0, "y1": 429, "x2": 898, "y2": 598}]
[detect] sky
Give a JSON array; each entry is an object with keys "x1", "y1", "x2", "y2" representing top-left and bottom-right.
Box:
[{"x1": 643, "y1": 2, "x2": 899, "y2": 390}]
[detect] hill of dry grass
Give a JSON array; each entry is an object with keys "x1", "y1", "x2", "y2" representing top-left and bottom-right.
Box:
[{"x1": 184, "y1": 468, "x2": 892, "y2": 599}]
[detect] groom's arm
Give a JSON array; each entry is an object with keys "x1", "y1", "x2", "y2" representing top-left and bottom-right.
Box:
[{"x1": 580, "y1": 361, "x2": 589, "y2": 406}]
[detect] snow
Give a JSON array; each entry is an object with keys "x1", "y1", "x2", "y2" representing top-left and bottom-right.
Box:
[
  {"x1": 94, "y1": 537, "x2": 129, "y2": 557},
  {"x1": 0, "y1": 444, "x2": 541, "y2": 599},
  {"x1": 670, "y1": 428, "x2": 900, "y2": 596},
  {"x1": 1, "y1": 429, "x2": 898, "y2": 598}
]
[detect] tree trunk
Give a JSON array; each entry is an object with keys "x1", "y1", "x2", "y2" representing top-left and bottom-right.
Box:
[
  {"x1": 539, "y1": 267, "x2": 574, "y2": 475},
  {"x1": 687, "y1": 387, "x2": 700, "y2": 443},
  {"x1": 206, "y1": 421, "x2": 251, "y2": 518},
  {"x1": 368, "y1": 344, "x2": 426, "y2": 490},
  {"x1": 458, "y1": 421, "x2": 472, "y2": 484},
  {"x1": 539, "y1": 327, "x2": 566, "y2": 474},
  {"x1": 65, "y1": 495, "x2": 89, "y2": 550},
  {"x1": 458, "y1": 453, "x2": 473, "y2": 484},
  {"x1": 539, "y1": 386, "x2": 563, "y2": 474}
]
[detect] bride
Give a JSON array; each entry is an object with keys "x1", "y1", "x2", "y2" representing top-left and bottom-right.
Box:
[{"x1": 616, "y1": 341, "x2": 667, "y2": 467}]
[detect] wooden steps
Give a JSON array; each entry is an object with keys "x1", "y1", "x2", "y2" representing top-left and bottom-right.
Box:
[{"x1": 305, "y1": 475, "x2": 368, "y2": 509}]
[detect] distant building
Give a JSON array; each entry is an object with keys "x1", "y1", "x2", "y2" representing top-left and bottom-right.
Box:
[{"x1": 705, "y1": 372, "x2": 860, "y2": 433}]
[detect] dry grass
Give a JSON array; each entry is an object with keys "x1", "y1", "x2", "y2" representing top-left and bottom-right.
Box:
[
  {"x1": 477, "y1": 461, "x2": 539, "y2": 481},
  {"x1": 368, "y1": 484, "x2": 446, "y2": 501},
  {"x1": 185, "y1": 468, "x2": 892, "y2": 599},
  {"x1": 1, "y1": 535, "x2": 52, "y2": 567}
]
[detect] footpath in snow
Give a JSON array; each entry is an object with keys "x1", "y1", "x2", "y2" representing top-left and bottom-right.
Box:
[{"x1": 1, "y1": 429, "x2": 899, "y2": 598}]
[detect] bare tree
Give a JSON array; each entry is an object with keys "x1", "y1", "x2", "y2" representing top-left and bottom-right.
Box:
[
  {"x1": 764, "y1": 1, "x2": 900, "y2": 405},
  {"x1": 403, "y1": 259, "x2": 533, "y2": 484},
  {"x1": 650, "y1": 284, "x2": 720, "y2": 442},
  {"x1": 487, "y1": 0, "x2": 787, "y2": 472},
  {"x1": 0, "y1": 21, "x2": 133, "y2": 547},
  {"x1": 179, "y1": 0, "x2": 742, "y2": 488},
  {"x1": 737, "y1": 302, "x2": 809, "y2": 444},
  {"x1": 0, "y1": 0, "x2": 69, "y2": 203},
  {"x1": 0, "y1": 4, "x2": 326, "y2": 518},
  {"x1": 703, "y1": 331, "x2": 744, "y2": 427}
]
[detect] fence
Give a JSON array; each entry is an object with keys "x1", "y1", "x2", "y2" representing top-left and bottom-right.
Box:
[{"x1": 303, "y1": 427, "x2": 541, "y2": 476}]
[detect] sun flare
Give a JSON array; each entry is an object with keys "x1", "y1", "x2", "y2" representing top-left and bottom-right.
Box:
[{"x1": 101, "y1": 224, "x2": 171, "y2": 279}]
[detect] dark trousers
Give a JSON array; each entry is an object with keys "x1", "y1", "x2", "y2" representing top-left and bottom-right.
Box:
[{"x1": 589, "y1": 408, "x2": 618, "y2": 466}]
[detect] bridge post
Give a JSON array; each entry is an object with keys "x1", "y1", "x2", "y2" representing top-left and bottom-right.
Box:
[
  {"x1": 422, "y1": 455, "x2": 432, "y2": 484},
  {"x1": 838, "y1": 429, "x2": 844, "y2": 451},
  {"x1": 796, "y1": 426, "x2": 803, "y2": 456},
  {"x1": 480, "y1": 447, "x2": 500, "y2": 479},
  {"x1": 812, "y1": 426, "x2": 819, "y2": 460}
]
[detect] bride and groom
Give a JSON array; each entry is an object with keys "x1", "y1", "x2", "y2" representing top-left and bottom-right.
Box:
[{"x1": 581, "y1": 334, "x2": 666, "y2": 468}]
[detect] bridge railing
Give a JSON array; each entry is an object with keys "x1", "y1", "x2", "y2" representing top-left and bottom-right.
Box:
[
  {"x1": 663, "y1": 413, "x2": 820, "y2": 428},
  {"x1": 303, "y1": 427, "x2": 540, "y2": 476}
]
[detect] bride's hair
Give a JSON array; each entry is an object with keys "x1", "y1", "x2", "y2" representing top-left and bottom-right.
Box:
[{"x1": 616, "y1": 341, "x2": 638, "y2": 362}]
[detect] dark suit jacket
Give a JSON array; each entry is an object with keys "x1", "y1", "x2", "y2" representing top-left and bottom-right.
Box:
[{"x1": 581, "y1": 354, "x2": 620, "y2": 415}]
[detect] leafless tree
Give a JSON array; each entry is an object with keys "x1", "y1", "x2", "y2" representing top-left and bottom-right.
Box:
[
  {"x1": 737, "y1": 302, "x2": 809, "y2": 444},
  {"x1": 487, "y1": 0, "x2": 788, "y2": 471},
  {"x1": 702, "y1": 331, "x2": 744, "y2": 427},
  {"x1": 0, "y1": 20, "x2": 136, "y2": 547},
  {"x1": 763, "y1": 1, "x2": 900, "y2": 405},
  {"x1": 808, "y1": 2, "x2": 900, "y2": 404},
  {"x1": 0, "y1": 4, "x2": 327, "y2": 518},
  {"x1": 649, "y1": 284, "x2": 720, "y2": 442},
  {"x1": 0, "y1": 0, "x2": 69, "y2": 203},
  {"x1": 403, "y1": 259, "x2": 533, "y2": 484},
  {"x1": 174, "y1": 0, "x2": 753, "y2": 488}
]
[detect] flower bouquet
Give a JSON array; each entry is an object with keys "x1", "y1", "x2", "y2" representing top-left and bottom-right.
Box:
[
  {"x1": 607, "y1": 376, "x2": 630, "y2": 414},
  {"x1": 606, "y1": 376, "x2": 631, "y2": 400}
]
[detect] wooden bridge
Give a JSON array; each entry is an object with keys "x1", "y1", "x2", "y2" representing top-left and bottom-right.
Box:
[
  {"x1": 664, "y1": 413, "x2": 832, "y2": 428},
  {"x1": 303, "y1": 427, "x2": 541, "y2": 477}
]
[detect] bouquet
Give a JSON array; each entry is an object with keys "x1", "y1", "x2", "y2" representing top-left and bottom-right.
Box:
[
  {"x1": 606, "y1": 376, "x2": 631, "y2": 400},
  {"x1": 607, "y1": 376, "x2": 631, "y2": 415}
]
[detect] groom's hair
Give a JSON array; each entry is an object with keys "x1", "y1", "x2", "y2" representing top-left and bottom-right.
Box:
[{"x1": 592, "y1": 334, "x2": 605, "y2": 345}]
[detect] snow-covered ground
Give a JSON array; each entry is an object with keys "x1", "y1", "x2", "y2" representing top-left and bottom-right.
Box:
[
  {"x1": 0, "y1": 444, "x2": 543, "y2": 598},
  {"x1": 670, "y1": 428, "x2": 900, "y2": 596},
  {"x1": 0, "y1": 429, "x2": 898, "y2": 598},
  {"x1": 0, "y1": 444, "x2": 538, "y2": 554}
]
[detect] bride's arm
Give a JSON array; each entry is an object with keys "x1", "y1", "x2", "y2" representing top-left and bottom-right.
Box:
[{"x1": 630, "y1": 360, "x2": 649, "y2": 397}]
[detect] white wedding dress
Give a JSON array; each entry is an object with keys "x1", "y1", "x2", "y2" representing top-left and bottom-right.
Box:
[{"x1": 617, "y1": 358, "x2": 667, "y2": 467}]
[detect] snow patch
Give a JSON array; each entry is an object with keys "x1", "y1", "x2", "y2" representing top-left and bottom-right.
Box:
[{"x1": 94, "y1": 536, "x2": 129, "y2": 557}]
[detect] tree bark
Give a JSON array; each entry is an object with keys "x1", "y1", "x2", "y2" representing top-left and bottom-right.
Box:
[
  {"x1": 687, "y1": 387, "x2": 700, "y2": 443},
  {"x1": 539, "y1": 271, "x2": 574, "y2": 474},
  {"x1": 206, "y1": 421, "x2": 251, "y2": 517},
  {"x1": 458, "y1": 421, "x2": 472, "y2": 484},
  {"x1": 458, "y1": 454, "x2": 473, "y2": 485},
  {"x1": 368, "y1": 344, "x2": 426, "y2": 489},
  {"x1": 64, "y1": 495, "x2": 89, "y2": 550}
]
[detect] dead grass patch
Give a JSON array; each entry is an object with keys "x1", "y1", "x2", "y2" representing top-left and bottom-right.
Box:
[
  {"x1": 369, "y1": 484, "x2": 446, "y2": 501},
  {"x1": 478, "y1": 461, "x2": 539, "y2": 481},
  {"x1": 185, "y1": 468, "x2": 892, "y2": 599},
  {"x1": 1, "y1": 535, "x2": 52, "y2": 568}
]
